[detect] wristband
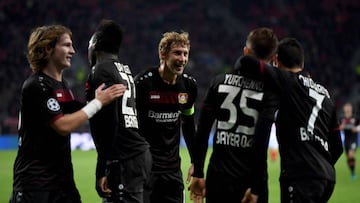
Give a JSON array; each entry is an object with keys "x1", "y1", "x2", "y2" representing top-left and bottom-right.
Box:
[{"x1": 82, "y1": 99, "x2": 103, "y2": 118}]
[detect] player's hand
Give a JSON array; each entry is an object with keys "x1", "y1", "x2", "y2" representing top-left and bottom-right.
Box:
[
  {"x1": 95, "y1": 83, "x2": 127, "y2": 106},
  {"x1": 186, "y1": 163, "x2": 194, "y2": 184},
  {"x1": 188, "y1": 177, "x2": 205, "y2": 203},
  {"x1": 96, "y1": 176, "x2": 112, "y2": 198},
  {"x1": 241, "y1": 188, "x2": 258, "y2": 203}
]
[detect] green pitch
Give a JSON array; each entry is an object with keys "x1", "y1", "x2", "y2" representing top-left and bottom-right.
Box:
[{"x1": 1, "y1": 149, "x2": 359, "y2": 203}]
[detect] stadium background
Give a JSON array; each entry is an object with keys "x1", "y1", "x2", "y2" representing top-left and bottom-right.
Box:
[
  {"x1": 1, "y1": 0, "x2": 360, "y2": 135},
  {"x1": 0, "y1": 0, "x2": 360, "y2": 202}
]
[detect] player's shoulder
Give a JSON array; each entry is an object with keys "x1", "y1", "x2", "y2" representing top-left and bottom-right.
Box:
[
  {"x1": 94, "y1": 60, "x2": 120, "y2": 71},
  {"x1": 134, "y1": 67, "x2": 158, "y2": 84},
  {"x1": 22, "y1": 72, "x2": 63, "y2": 97},
  {"x1": 298, "y1": 73, "x2": 331, "y2": 99},
  {"x1": 23, "y1": 72, "x2": 50, "y2": 90},
  {"x1": 181, "y1": 73, "x2": 197, "y2": 85}
]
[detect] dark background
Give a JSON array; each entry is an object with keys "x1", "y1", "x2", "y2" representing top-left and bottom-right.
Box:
[{"x1": 1, "y1": 0, "x2": 360, "y2": 134}]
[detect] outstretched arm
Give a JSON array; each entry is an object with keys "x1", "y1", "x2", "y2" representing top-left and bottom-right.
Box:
[{"x1": 51, "y1": 83, "x2": 126, "y2": 136}]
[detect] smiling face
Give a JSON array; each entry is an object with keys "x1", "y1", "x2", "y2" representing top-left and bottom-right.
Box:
[
  {"x1": 162, "y1": 43, "x2": 189, "y2": 76},
  {"x1": 48, "y1": 33, "x2": 75, "y2": 69}
]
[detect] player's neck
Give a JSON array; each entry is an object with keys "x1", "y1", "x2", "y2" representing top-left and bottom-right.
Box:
[
  {"x1": 96, "y1": 52, "x2": 118, "y2": 63},
  {"x1": 42, "y1": 64, "x2": 63, "y2": 81},
  {"x1": 283, "y1": 66, "x2": 302, "y2": 73},
  {"x1": 159, "y1": 64, "x2": 177, "y2": 85}
]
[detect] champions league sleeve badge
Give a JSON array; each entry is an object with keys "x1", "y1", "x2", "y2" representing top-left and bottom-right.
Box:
[
  {"x1": 47, "y1": 98, "x2": 61, "y2": 111},
  {"x1": 178, "y1": 93, "x2": 188, "y2": 104}
]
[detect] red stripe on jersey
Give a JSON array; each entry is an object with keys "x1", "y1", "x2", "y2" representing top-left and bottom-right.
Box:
[
  {"x1": 49, "y1": 113, "x2": 64, "y2": 124},
  {"x1": 54, "y1": 89, "x2": 75, "y2": 102},
  {"x1": 85, "y1": 82, "x2": 91, "y2": 91},
  {"x1": 259, "y1": 60, "x2": 265, "y2": 75},
  {"x1": 148, "y1": 91, "x2": 179, "y2": 104}
]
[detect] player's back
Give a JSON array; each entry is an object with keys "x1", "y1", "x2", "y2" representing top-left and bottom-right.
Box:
[
  {"x1": 274, "y1": 69, "x2": 340, "y2": 181},
  {"x1": 86, "y1": 60, "x2": 149, "y2": 161},
  {"x1": 232, "y1": 55, "x2": 342, "y2": 180},
  {"x1": 203, "y1": 67, "x2": 275, "y2": 178}
]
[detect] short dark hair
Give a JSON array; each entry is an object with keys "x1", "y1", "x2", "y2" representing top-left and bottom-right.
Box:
[
  {"x1": 277, "y1": 38, "x2": 304, "y2": 68},
  {"x1": 246, "y1": 27, "x2": 278, "y2": 60},
  {"x1": 94, "y1": 19, "x2": 123, "y2": 53}
]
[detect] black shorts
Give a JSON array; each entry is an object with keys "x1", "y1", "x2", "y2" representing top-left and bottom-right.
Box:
[
  {"x1": 344, "y1": 135, "x2": 358, "y2": 153},
  {"x1": 144, "y1": 169, "x2": 184, "y2": 203},
  {"x1": 280, "y1": 178, "x2": 335, "y2": 203},
  {"x1": 205, "y1": 168, "x2": 268, "y2": 203},
  {"x1": 9, "y1": 188, "x2": 81, "y2": 203},
  {"x1": 104, "y1": 149, "x2": 152, "y2": 203}
]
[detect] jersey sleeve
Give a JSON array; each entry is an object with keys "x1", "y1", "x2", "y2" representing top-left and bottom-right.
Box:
[
  {"x1": 193, "y1": 78, "x2": 218, "y2": 178},
  {"x1": 182, "y1": 74, "x2": 198, "y2": 112},
  {"x1": 181, "y1": 76, "x2": 198, "y2": 163},
  {"x1": 249, "y1": 116, "x2": 273, "y2": 196},
  {"x1": 92, "y1": 63, "x2": 118, "y2": 88},
  {"x1": 328, "y1": 109, "x2": 343, "y2": 164},
  {"x1": 25, "y1": 79, "x2": 64, "y2": 123},
  {"x1": 134, "y1": 70, "x2": 149, "y2": 131}
]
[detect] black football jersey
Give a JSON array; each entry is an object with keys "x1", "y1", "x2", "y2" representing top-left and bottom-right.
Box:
[
  {"x1": 13, "y1": 72, "x2": 83, "y2": 191},
  {"x1": 135, "y1": 67, "x2": 197, "y2": 172},
  {"x1": 238, "y1": 56, "x2": 343, "y2": 181},
  {"x1": 193, "y1": 61, "x2": 279, "y2": 178},
  {"x1": 341, "y1": 116, "x2": 359, "y2": 137},
  {"x1": 86, "y1": 58, "x2": 149, "y2": 178},
  {"x1": 340, "y1": 116, "x2": 359, "y2": 149}
]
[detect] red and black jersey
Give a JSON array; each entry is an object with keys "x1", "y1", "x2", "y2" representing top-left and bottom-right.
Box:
[
  {"x1": 13, "y1": 71, "x2": 83, "y2": 191},
  {"x1": 340, "y1": 116, "x2": 359, "y2": 151},
  {"x1": 134, "y1": 67, "x2": 197, "y2": 172},
  {"x1": 86, "y1": 58, "x2": 149, "y2": 178},
  {"x1": 192, "y1": 61, "x2": 279, "y2": 179},
  {"x1": 238, "y1": 56, "x2": 343, "y2": 182}
]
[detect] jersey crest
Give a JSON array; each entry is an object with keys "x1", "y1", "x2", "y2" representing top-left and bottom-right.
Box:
[{"x1": 178, "y1": 93, "x2": 188, "y2": 104}]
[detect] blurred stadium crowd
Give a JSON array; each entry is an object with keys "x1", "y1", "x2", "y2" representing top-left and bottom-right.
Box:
[{"x1": 1, "y1": 0, "x2": 360, "y2": 134}]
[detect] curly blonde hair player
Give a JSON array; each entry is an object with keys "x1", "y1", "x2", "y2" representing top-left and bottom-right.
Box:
[{"x1": 158, "y1": 31, "x2": 191, "y2": 64}]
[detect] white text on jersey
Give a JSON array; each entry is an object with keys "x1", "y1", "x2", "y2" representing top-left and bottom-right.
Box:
[
  {"x1": 148, "y1": 110, "x2": 180, "y2": 123},
  {"x1": 300, "y1": 127, "x2": 328, "y2": 151},
  {"x1": 299, "y1": 75, "x2": 330, "y2": 98},
  {"x1": 216, "y1": 130, "x2": 253, "y2": 148},
  {"x1": 224, "y1": 74, "x2": 263, "y2": 91}
]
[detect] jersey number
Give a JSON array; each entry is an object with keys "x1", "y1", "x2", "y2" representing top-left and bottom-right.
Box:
[
  {"x1": 307, "y1": 89, "x2": 325, "y2": 134},
  {"x1": 115, "y1": 63, "x2": 136, "y2": 116},
  {"x1": 218, "y1": 85, "x2": 263, "y2": 135}
]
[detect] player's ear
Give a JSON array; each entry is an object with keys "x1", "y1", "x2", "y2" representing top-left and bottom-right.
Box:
[
  {"x1": 159, "y1": 51, "x2": 166, "y2": 60},
  {"x1": 271, "y1": 54, "x2": 278, "y2": 66},
  {"x1": 243, "y1": 46, "x2": 250, "y2": 56},
  {"x1": 275, "y1": 59, "x2": 283, "y2": 68},
  {"x1": 45, "y1": 45, "x2": 54, "y2": 57}
]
